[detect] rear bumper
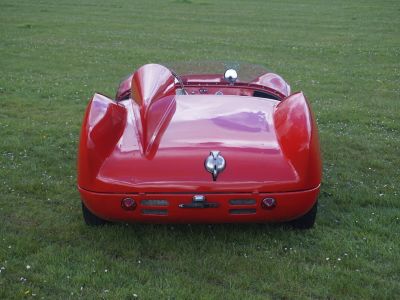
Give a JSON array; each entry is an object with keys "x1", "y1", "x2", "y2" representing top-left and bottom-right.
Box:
[{"x1": 78, "y1": 186, "x2": 320, "y2": 223}]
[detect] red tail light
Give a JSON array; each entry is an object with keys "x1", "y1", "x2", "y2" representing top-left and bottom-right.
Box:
[
  {"x1": 121, "y1": 198, "x2": 136, "y2": 210},
  {"x1": 261, "y1": 198, "x2": 276, "y2": 210}
]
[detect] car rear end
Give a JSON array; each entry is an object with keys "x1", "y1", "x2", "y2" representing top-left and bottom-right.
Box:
[{"x1": 78, "y1": 92, "x2": 321, "y2": 226}]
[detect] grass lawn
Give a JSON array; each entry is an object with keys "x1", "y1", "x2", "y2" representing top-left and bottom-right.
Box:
[{"x1": 1, "y1": 0, "x2": 399, "y2": 298}]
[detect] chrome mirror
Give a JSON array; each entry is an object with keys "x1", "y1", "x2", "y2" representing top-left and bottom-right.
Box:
[{"x1": 224, "y1": 69, "x2": 238, "y2": 84}]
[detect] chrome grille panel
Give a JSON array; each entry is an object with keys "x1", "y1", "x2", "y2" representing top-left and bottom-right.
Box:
[
  {"x1": 141, "y1": 199, "x2": 169, "y2": 206},
  {"x1": 229, "y1": 209, "x2": 256, "y2": 215},
  {"x1": 142, "y1": 209, "x2": 168, "y2": 215},
  {"x1": 229, "y1": 199, "x2": 256, "y2": 205}
]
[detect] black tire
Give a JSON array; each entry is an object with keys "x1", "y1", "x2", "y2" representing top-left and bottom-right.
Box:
[
  {"x1": 289, "y1": 201, "x2": 318, "y2": 229},
  {"x1": 82, "y1": 202, "x2": 107, "y2": 226}
]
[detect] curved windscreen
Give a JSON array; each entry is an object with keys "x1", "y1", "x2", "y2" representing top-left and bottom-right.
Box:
[{"x1": 162, "y1": 61, "x2": 271, "y2": 83}]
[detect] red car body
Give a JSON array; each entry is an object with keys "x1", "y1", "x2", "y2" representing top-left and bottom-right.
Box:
[{"x1": 78, "y1": 63, "x2": 322, "y2": 228}]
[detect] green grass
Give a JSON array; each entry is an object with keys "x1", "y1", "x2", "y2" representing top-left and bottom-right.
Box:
[{"x1": 1, "y1": 0, "x2": 399, "y2": 298}]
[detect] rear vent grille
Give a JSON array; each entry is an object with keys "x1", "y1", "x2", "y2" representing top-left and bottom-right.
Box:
[
  {"x1": 141, "y1": 200, "x2": 169, "y2": 206},
  {"x1": 229, "y1": 209, "x2": 256, "y2": 215},
  {"x1": 142, "y1": 209, "x2": 168, "y2": 215},
  {"x1": 229, "y1": 199, "x2": 256, "y2": 205}
]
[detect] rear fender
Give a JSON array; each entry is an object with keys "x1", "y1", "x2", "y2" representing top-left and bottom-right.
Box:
[
  {"x1": 78, "y1": 93, "x2": 127, "y2": 188},
  {"x1": 250, "y1": 73, "x2": 291, "y2": 97},
  {"x1": 273, "y1": 92, "x2": 322, "y2": 188}
]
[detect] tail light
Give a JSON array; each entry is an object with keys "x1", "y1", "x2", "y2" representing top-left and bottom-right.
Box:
[
  {"x1": 121, "y1": 198, "x2": 136, "y2": 210},
  {"x1": 261, "y1": 198, "x2": 276, "y2": 210}
]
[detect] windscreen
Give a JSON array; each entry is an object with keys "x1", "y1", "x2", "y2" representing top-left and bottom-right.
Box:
[{"x1": 163, "y1": 61, "x2": 270, "y2": 83}]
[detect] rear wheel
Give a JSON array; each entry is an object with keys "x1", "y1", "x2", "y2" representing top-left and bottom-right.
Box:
[
  {"x1": 289, "y1": 201, "x2": 318, "y2": 229},
  {"x1": 82, "y1": 202, "x2": 107, "y2": 226}
]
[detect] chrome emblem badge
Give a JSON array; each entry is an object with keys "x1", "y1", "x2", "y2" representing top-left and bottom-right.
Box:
[{"x1": 205, "y1": 151, "x2": 226, "y2": 181}]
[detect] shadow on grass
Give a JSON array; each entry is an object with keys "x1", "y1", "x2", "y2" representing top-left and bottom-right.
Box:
[
  {"x1": 73, "y1": 221, "x2": 322, "y2": 268},
  {"x1": 77, "y1": 221, "x2": 317, "y2": 250},
  {"x1": 91, "y1": 220, "x2": 304, "y2": 236}
]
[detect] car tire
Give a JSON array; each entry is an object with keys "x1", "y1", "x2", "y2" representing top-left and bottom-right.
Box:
[
  {"x1": 289, "y1": 201, "x2": 318, "y2": 229},
  {"x1": 82, "y1": 202, "x2": 107, "y2": 226}
]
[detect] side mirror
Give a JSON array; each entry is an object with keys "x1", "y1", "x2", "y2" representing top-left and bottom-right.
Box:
[{"x1": 224, "y1": 69, "x2": 238, "y2": 84}]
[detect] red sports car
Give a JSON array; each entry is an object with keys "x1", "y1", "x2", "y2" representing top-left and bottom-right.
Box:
[{"x1": 78, "y1": 62, "x2": 322, "y2": 229}]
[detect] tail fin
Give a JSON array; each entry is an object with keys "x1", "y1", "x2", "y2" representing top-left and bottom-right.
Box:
[
  {"x1": 78, "y1": 94, "x2": 126, "y2": 188},
  {"x1": 274, "y1": 92, "x2": 322, "y2": 188}
]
